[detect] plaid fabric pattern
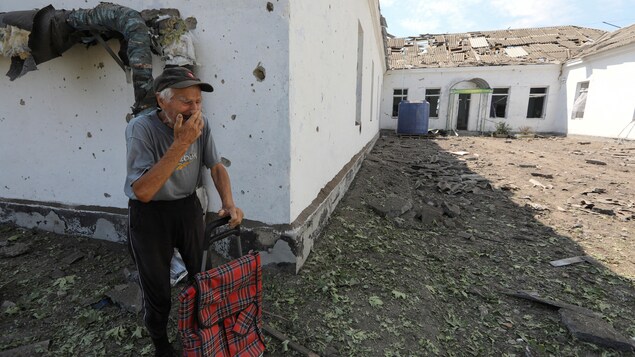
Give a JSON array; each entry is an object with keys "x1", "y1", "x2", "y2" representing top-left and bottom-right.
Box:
[{"x1": 178, "y1": 252, "x2": 264, "y2": 357}]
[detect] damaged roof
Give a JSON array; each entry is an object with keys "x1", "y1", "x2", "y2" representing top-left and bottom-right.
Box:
[
  {"x1": 387, "y1": 26, "x2": 607, "y2": 69},
  {"x1": 577, "y1": 23, "x2": 635, "y2": 58}
]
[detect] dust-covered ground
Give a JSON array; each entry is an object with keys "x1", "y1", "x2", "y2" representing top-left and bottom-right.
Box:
[{"x1": 1, "y1": 133, "x2": 634, "y2": 356}]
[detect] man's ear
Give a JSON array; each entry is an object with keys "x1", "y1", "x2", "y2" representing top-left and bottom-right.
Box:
[{"x1": 156, "y1": 93, "x2": 165, "y2": 109}]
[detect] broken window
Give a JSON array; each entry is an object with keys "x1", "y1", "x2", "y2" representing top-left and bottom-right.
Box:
[
  {"x1": 571, "y1": 81, "x2": 589, "y2": 119},
  {"x1": 392, "y1": 88, "x2": 408, "y2": 117},
  {"x1": 425, "y1": 88, "x2": 441, "y2": 117},
  {"x1": 527, "y1": 87, "x2": 547, "y2": 118},
  {"x1": 489, "y1": 88, "x2": 509, "y2": 118}
]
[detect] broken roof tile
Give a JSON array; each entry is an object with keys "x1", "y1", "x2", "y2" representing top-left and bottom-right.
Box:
[{"x1": 469, "y1": 37, "x2": 489, "y2": 48}]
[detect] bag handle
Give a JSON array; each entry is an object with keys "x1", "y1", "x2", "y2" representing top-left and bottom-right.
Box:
[{"x1": 200, "y1": 216, "x2": 242, "y2": 272}]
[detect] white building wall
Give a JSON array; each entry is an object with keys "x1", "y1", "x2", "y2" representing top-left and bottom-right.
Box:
[
  {"x1": 381, "y1": 64, "x2": 565, "y2": 134},
  {"x1": 288, "y1": 0, "x2": 384, "y2": 222},
  {"x1": 0, "y1": 0, "x2": 292, "y2": 224},
  {"x1": 564, "y1": 44, "x2": 635, "y2": 139}
]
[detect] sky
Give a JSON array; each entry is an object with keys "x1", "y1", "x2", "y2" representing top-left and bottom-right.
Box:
[{"x1": 379, "y1": 0, "x2": 635, "y2": 37}]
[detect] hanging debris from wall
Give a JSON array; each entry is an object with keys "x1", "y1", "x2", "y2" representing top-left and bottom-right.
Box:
[
  {"x1": 67, "y1": 2, "x2": 154, "y2": 113},
  {"x1": 0, "y1": 5, "x2": 79, "y2": 81},
  {"x1": 141, "y1": 8, "x2": 198, "y2": 67},
  {"x1": 0, "y1": 3, "x2": 199, "y2": 116}
]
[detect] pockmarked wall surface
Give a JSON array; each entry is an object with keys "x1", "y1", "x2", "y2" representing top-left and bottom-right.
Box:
[
  {"x1": 288, "y1": 0, "x2": 385, "y2": 223},
  {"x1": 564, "y1": 44, "x2": 635, "y2": 139},
  {"x1": 380, "y1": 65, "x2": 565, "y2": 134},
  {"x1": 1, "y1": 1, "x2": 386, "y2": 267},
  {"x1": 0, "y1": 0, "x2": 291, "y2": 225}
]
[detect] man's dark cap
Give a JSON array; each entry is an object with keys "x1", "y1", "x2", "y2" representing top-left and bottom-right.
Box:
[{"x1": 153, "y1": 67, "x2": 213, "y2": 93}]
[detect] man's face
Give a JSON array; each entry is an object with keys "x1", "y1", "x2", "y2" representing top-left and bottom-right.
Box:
[{"x1": 157, "y1": 86, "x2": 203, "y2": 125}]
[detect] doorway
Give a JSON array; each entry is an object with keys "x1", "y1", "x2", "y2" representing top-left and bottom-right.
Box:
[{"x1": 457, "y1": 94, "x2": 470, "y2": 130}]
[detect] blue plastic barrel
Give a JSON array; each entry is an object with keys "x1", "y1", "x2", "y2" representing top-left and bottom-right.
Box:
[{"x1": 397, "y1": 101, "x2": 430, "y2": 135}]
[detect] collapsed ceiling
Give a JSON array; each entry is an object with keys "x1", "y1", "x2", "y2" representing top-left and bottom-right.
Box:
[{"x1": 387, "y1": 26, "x2": 608, "y2": 69}]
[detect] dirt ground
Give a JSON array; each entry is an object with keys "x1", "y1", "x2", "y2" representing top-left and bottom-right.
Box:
[{"x1": 1, "y1": 133, "x2": 634, "y2": 356}]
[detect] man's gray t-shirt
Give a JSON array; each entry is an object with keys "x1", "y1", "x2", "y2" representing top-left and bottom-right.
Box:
[{"x1": 124, "y1": 109, "x2": 220, "y2": 201}]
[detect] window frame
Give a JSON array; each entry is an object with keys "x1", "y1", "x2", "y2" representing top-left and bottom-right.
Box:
[
  {"x1": 489, "y1": 87, "x2": 510, "y2": 119},
  {"x1": 425, "y1": 88, "x2": 441, "y2": 118},
  {"x1": 392, "y1": 88, "x2": 408, "y2": 118},
  {"x1": 526, "y1": 87, "x2": 548, "y2": 119},
  {"x1": 571, "y1": 81, "x2": 590, "y2": 119}
]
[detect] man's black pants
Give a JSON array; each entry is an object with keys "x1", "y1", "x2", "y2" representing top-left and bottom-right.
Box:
[{"x1": 127, "y1": 193, "x2": 205, "y2": 339}]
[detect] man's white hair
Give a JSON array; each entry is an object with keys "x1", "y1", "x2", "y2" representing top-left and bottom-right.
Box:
[{"x1": 158, "y1": 87, "x2": 174, "y2": 101}]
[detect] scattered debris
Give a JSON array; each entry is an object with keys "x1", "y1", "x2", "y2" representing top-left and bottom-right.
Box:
[
  {"x1": 585, "y1": 159, "x2": 607, "y2": 166},
  {"x1": 504, "y1": 290, "x2": 603, "y2": 318},
  {"x1": 582, "y1": 187, "x2": 607, "y2": 195},
  {"x1": 1, "y1": 300, "x2": 16, "y2": 312},
  {"x1": 263, "y1": 324, "x2": 320, "y2": 357},
  {"x1": 499, "y1": 183, "x2": 520, "y2": 191},
  {"x1": 61, "y1": 251, "x2": 84, "y2": 266},
  {"x1": 530, "y1": 172, "x2": 554, "y2": 179},
  {"x1": 441, "y1": 201, "x2": 461, "y2": 218},
  {"x1": 529, "y1": 178, "x2": 552, "y2": 189},
  {"x1": 0, "y1": 340, "x2": 50, "y2": 357},
  {"x1": 414, "y1": 204, "x2": 444, "y2": 225},
  {"x1": 549, "y1": 256, "x2": 588, "y2": 267},
  {"x1": 123, "y1": 267, "x2": 139, "y2": 283},
  {"x1": 90, "y1": 297, "x2": 112, "y2": 310},
  {"x1": 560, "y1": 309, "x2": 635, "y2": 352},
  {"x1": 0, "y1": 242, "x2": 30, "y2": 258},
  {"x1": 525, "y1": 202, "x2": 549, "y2": 211},
  {"x1": 366, "y1": 195, "x2": 413, "y2": 218},
  {"x1": 105, "y1": 283, "x2": 142, "y2": 314}
]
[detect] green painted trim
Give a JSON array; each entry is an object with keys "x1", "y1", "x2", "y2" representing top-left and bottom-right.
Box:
[{"x1": 450, "y1": 88, "x2": 494, "y2": 94}]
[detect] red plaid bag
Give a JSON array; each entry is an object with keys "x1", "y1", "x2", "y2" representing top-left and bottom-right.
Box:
[{"x1": 178, "y1": 252, "x2": 265, "y2": 356}]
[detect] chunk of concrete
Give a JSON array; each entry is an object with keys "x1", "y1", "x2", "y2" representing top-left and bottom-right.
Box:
[
  {"x1": 441, "y1": 201, "x2": 461, "y2": 218},
  {"x1": 415, "y1": 204, "x2": 444, "y2": 225},
  {"x1": 559, "y1": 309, "x2": 635, "y2": 352},
  {"x1": 366, "y1": 195, "x2": 413, "y2": 218},
  {"x1": 105, "y1": 283, "x2": 142, "y2": 314},
  {"x1": 0, "y1": 243, "x2": 31, "y2": 258}
]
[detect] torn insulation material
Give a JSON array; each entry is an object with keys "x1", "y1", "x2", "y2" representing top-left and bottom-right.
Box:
[
  {"x1": 0, "y1": 26, "x2": 31, "y2": 59},
  {"x1": 142, "y1": 10, "x2": 197, "y2": 67},
  {"x1": 0, "y1": 5, "x2": 78, "y2": 80}
]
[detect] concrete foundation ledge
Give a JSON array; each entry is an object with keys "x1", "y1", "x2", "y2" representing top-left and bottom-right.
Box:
[{"x1": 0, "y1": 200, "x2": 128, "y2": 243}]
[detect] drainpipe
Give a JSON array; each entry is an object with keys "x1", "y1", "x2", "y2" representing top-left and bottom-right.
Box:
[{"x1": 67, "y1": 3, "x2": 154, "y2": 114}]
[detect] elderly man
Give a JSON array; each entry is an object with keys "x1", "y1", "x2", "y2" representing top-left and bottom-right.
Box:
[{"x1": 124, "y1": 67, "x2": 243, "y2": 356}]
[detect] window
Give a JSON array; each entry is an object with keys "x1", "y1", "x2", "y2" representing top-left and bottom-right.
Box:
[
  {"x1": 571, "y1": 82, "x2": 589, "y2": 119},
  {"x1": 355, "y1": 22, "x2": 364, "y2": 127},
  {"x1": 392, "y1": 89, "x2": 408, "y2": 117},
  {"x1": 425, "y1": 89, "x2": 441, "y2": 117},
  {"x1": 489, "y1": 88, "x2": 509, "y2": 118},
  {"x1": 527, "y1": 87, "x2": 547, "y2": 118}
]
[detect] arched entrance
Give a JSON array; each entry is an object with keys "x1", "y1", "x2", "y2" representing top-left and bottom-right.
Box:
[{"x1": 446, "y1": 78, "x2": 493, "y2": 133}]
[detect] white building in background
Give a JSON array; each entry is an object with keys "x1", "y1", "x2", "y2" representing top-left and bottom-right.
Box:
[
  {"x1": 564, "y1": 24, "x2": 635, "y2": 139},
  {"x1": 380, "y1": 25, "x2": 635, "y2": 139},
  {"x1": 0, "y1": 0, "x2": 386, "y2": 271}
]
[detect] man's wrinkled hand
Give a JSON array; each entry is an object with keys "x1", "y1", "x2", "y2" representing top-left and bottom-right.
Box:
[
  {"x1": 174, "y1": 111, "x2": 204, "y2": 145},
  {"x1": 218, "y1": 206, "x2": 244, "y2": 228}
]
